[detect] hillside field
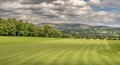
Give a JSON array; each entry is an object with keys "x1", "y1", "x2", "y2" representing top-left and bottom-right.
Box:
[{"x1": 0, "y1": 36, "x2": 120, "y2": 65}]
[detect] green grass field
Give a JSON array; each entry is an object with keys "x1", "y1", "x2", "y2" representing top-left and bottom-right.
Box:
[{"x1": 0, "y1": 36, "x2": 120, "y2": 65}]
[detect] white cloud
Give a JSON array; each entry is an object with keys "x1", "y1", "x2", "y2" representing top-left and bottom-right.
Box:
[
  {"x1": 102, "y1": 0, "x2": 120, "y2": 8},
  {"x1": 90, "y1": 11, "x2": 119, "y2": 23},
  {"x1": 53, "y1": 0, "x2": 65, "y2": 5},
  {"x1": 91, "y1": 11, "x2": 107, "y2": 16},
  {"x1": 68, "y1": 0, "x2": 87, "y2": 6},
  {"x1": 0, "y1": 0, "x2": 120, "y2": 26},
  {"x1": 40, "y1": 2, "x2": 55, "y2": 9},
  {"x1": 89, "y1": 0, "x2": 101, "y2": 5},
  {"x1": 0, "y1": 1, "x2": 22, "y2": 10},
  {"x1": 42, "y1": 8, "x2": 59, "y2": 15}
]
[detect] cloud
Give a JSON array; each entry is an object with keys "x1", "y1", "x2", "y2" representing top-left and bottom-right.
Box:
[
  {"x1": 0, "y1": 1, "x2": 22, "y2": 10},
  {"x1": 21, "y1": 0, "x2": 56, "y2": 4},
  {"x1": 68, "y1": 0, "x2": 87, "y2": 6},
  {"x1": 102, "y1": 0, "x2": 120, "y2": 8},
  {"x1": 89, "y1": 0, "x2": 101, "y2": 5},
  {"x1": 53, "y1": 0, "x2": 65, "y2": 5},
  {"x1": 91, "y1": 11, "x2": 107, "y2": 16},
  {"x1": 0, "y1": 0, "x2": 120, "y2": 26},
  {"x1": 40, "y1": 2, "x2": 55, "y2": 8}
]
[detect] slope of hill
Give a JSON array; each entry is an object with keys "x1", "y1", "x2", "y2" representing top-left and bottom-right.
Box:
[{"x1": 37, "y1": 23, "x2": 120, "y2": 39}]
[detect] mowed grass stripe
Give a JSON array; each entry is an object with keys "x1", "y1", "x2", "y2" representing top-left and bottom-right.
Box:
[
  {"x1": 63, "y1": 45, "x2": 84, "y2": 65},
  {"x1": 15, "y1": 46, "x2": 68, "y2": 65},
  {"x1": 0, "y1": 44, "x2": 61, "y2": 65},
  {"x1": 0, "y1": 42, "x2": 62, "y2": 55},
  {"x1": 80, "y1": 42, "x2": 96, "y2": 65},
  {"x1": 29, "y1": 45, "x2": 77, "y2": 65},
  {"x1": 14, "y1": 47, "x2": 59, "y2": 65},
  {"x1": 97, "y1": 40, "x2": 118, "y2": 65},
  {"x1": 78, "y1": 42, "x2": 93, "y2": 65},
  {"x1": 39, "y1": 45, "x2": 78, "y2": 65},
  {"x1": 103, "y1": 40, "x2": 120, "y2": 65},
  {"x1": 0, "y1": 44, "x2": 48, "y2": 59},
  {"x1": 1, "y1": 48, "x2": 55, "y2": 65},
  {"x1": 88, "y1": 40, "x2": 107, "y2": 65},
  {"x1": 53, "y1": 46, "x2": 77, "y2": 65},
  {"x1": 0, "y1": 37, "x2": 120, "y2": 65},
  {"x1": 42, "y1": 47, "x2": 74, "y2": 65},
  {"x1": 0, "y1": 48, "x2": 51, "y2": 64},
  {"x1": 98, "y1": 40, "x2": 113, "y2": 65}
]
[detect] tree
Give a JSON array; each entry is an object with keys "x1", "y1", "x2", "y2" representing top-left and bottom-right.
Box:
[
  {"x1": 0, "y1": 17, "x2": 119, "y2": 40},
  {"x1": 27, "y1": 23, "x2": 37, "y2": 36},
  {"x1": 0, "y1": 18, "x2": 8, "y2": 36},
  {"x1": 38, "y1": 26, "x2": 45, "y2": 37},
  {"x1": 38, "y1": 25, "x2": 62, "y2": 38},
  {"x1": 74, "y1": 32, "x2": 80, "y2": 38}
]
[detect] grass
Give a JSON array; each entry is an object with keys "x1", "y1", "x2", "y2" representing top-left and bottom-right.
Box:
[{"x1": 0, "y1": 36, "x2": 120, "y2": 65}]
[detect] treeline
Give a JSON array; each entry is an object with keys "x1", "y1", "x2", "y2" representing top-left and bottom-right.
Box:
[
  {"x1": 0, "y1": 17, "x2": 120, "y2": 40},
  {"x1": 0, "y1": 17, "x2": 62, "y2": 37},
  {"x1": 63, "y1": 31, "x2": 120, "y2": 40}
]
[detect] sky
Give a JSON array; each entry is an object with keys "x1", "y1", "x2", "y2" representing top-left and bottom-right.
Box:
[{"x1": 0, "y1": 0, "x2": 120, "y2": 27}]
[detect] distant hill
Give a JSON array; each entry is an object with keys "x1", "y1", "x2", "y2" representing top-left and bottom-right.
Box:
[
  {"x1": 37, "y1": 23, "x2": 120, "y2": 39},
  {"x1": 37, "y1": 23, "x2": 120, "y2": 31}
]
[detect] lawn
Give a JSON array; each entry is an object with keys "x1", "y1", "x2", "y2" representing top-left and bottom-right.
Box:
[{"x1": 0, "y1": 36, "x2": 120, "y2": 65}]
